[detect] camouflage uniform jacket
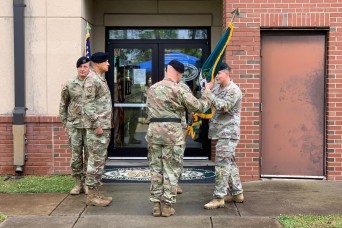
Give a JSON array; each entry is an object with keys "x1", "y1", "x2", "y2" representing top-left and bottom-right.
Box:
[
  {"x1": 82, "y1": 71, "x2": 113, "y2": 129},
  {"x1": 146, "y1": 79, "x2": 211, "y2": 145},
  {"x1": 59, "y1": 76, "x2": 85, "y2": 128},
  {"x1": 208, "y1": 81, "x2": 242, "y2": 140}
]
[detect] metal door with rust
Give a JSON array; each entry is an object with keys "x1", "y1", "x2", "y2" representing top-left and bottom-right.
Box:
[{"x1": 261, "y1": 32, "x2": 326, "y2": 178}]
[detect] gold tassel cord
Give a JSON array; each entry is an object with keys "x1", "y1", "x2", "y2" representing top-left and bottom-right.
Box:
[{"x1": 186, "y1": 20, "x2": 236, "y2": 139}]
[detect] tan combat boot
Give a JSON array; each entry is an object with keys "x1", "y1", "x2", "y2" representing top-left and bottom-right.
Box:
[
  {"x1": 204, "y1": 198, "x2": 225, "y2": 209},
  {"x1": 96, "y1": 182, "x2": 112, "y2": 201},
  {"x1": 176, "y1": 184, "x2": 183, "y2": 194},
  {"x1": 70, "y1": 176, "x2": 83, "y2": 195},
  {"x1": 98, "y1": 192, "x2": 113, "y2": 202},
  {"x1": 86, "y1": 188, "x2": 111, "y2": 207},
  {"x1": 161, "y1": 204, "x2": 175, "y2": 217},
  {"x1": 83, "y1": 183, "x2": 88, "y2": 195},
  {"x1": 152, "y1": 202, "x2": 161, "y2": 217},
  {"x1": 224, "y1": 193, "x2": 244, "y2": 203}
]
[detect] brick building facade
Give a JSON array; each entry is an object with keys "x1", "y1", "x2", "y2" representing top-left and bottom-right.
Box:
[{"x1": 0, "y1": 0, "x2": 341, "y2": 181}]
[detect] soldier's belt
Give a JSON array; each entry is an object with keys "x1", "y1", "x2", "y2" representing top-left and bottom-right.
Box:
[{"x1": 149, "y1": 118, "x2": 181, "y2": 123}]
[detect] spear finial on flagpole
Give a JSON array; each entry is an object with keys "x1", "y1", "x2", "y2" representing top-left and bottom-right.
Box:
[
  {"x1": 230, "y1": 8, "x2": 240, "y2": 23},
  {"x1": 85, "y1": 22, "x2": 91, "y2": 33}
]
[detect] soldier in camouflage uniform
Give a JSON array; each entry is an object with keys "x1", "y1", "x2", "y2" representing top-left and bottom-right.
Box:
[
  {"x1": 59, "y1": 56, "x2": 90, "y2": 195},
  {"x1": 146, "y1": 60, "x2": 212, "y2": 217},
  {"x1": 82, "y1": 52, "x2": 113, "y2": 207},
  {"x1": 204, "y1": 63, "x2": 244, "y2": 210},
  {"x1": 176, "y1": 81, "x2": 198, "y2": 195}
]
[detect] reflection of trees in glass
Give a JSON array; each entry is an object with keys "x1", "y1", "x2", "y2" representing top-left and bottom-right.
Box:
[
  {"x1": 189, "y1": 29, "x2": 208, "y2": 40},
  {"x1": 187, "y1": 48, "x2": 202, "y2": 59},
  {"x1": 136, "y1": 29, "x2": 178, "y2": 39},
  {"x1": 159, "y1": 30, "x2": 178, "y2": 39},
  {"x1": 136, "y1": 49, "x2": 152, "y2": 63},
  {"x1": 109, "y1": 29, "x2": 207, "y2": 40},
  {"x1": 187, "y1": 30, "x2": 200, "y2": 40},
  {"x1": 119, "y1": 49, "x2": 132, "y2": 65},
  {"x1": 165, "y1": 48, "x2": 202, "y2": 60},
  {"x1": 119, "y1": 49, "x2": 152, "y2": 65},
  {"x1": 138, "y1": 30, "x2": 155, "y2": 39}
]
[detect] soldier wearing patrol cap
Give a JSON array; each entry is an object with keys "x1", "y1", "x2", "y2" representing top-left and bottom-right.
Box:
[
  {"x1": 59, "y1": 56, "x2": 90, "y2": 195},
  {"x1": 146, "y1": 59, "x2": 213, "y2": 217},
  {"x1": 82, "y1": 52, "x2": 113, "y2": 207},
  {"x1": 204, "y1": 62, "x2": 244, "y2": 210}
]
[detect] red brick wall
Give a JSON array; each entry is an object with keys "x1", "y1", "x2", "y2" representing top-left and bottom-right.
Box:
[
  {"x1": 0, "y1": 116, "x2": 70, "y2": 175},
  {"x1": 222, "y1": 1, "x2": 342, "y2": 181},
  {"x1": 1, "y1": 1, "x2": 341, "y2": 182},
  {"x1": 0, "y1": 116, "x2": 15, "y2": 174}
]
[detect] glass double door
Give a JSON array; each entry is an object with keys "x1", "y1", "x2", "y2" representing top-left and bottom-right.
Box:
[{"x1": 106, "y1": 43, "x2": 210, "y2": 158}]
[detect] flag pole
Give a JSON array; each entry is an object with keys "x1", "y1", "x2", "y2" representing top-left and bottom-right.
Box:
[
  {"x1": 85, "y1": 22, "x2": 91, "y2": 33},
  {"x1": 185, "y1": 8, "x2": 240, "y2": 140},
  {"x1": 84, "y1": 22, "x2": 91, "y2": 59},
  {"x1": 230, "y1": 8, "x2": 240, "y2": 23}
]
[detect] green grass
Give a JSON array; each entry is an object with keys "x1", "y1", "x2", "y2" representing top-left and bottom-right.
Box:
[
  {"x1": 0, "y1": 212, "x2": 6, "y2": 223},
  {"x1": 2, "y1": 176, "x2": 342, "y2": 227},
  {"x1": 279, "y1": 214, "x2": 342, "y2": 228},
  {"x1": 0, "y1": 175, "x2": 74, "y2": 224},
  {"x1": 0, "y1": 175, "x2": 74, "y2": 193}
]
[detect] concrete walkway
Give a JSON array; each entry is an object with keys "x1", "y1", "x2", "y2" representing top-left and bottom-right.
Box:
[{"x1": 1, "y1": 180, "x2": 342, "y2": 228}]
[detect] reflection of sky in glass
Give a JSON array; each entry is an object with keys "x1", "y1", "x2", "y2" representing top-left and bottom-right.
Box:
[{"x1": 109, "y1": 29, "x2": 208, "y2": 40}]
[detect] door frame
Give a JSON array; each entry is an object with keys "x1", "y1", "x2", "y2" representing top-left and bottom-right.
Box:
[
  {"x1": 260, "y1": 29, "x2": 328, "y2": 178},
  {"x1": 105, "y1": 28, "x2": 211, "y2": 158},
  {"x1": 106, "y1": 43, "x2": 157, "y2": 158}
]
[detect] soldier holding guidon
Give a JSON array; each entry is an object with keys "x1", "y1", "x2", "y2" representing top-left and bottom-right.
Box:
[{"x1": 204, "y1": 63, "x2": 244, "y2": 210}]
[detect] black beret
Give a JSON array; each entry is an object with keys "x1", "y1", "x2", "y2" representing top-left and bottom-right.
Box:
[
  {"x1": 91, "y1": 52, "x2": 108, "y2": 63},
  {"x1": 168, "y1": 60, "x2": 185, "y2": 73},
  {"x1": 219, "y1": 62, "x2": 231, "y2": 71},
  {"x1": 76, "y1": 56, "x2": 90, "y2": 68}
]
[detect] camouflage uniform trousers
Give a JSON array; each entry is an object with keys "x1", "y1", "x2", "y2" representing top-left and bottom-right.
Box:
[
  {"x1": 85, "y1": 129, "x2": 111, "y2": 187},
  {"x1": 148, "y1": 143, "x2": 185, "y2": 204},
  {"x1": 68, "y1": 127, "x2": 88, "y2": 182},
  {"x1": 213, "y1": 138, "x2": 243, "y2": 199}
]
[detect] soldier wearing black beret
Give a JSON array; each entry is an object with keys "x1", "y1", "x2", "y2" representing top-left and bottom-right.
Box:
[
  {"x1": 146, "y1": 59, "x2": 213, "y2": 217},
  {"x1": 167, "y1": 59, "x2": 185, "y2": 73},
  {"x1": 218, "y1": 62, "x2": 231, "y2": 71},
  {"x1": 76, "y1": 56, "x2": 90, "y2": 68},
  {"x1": 59, "y1": 56, "x2": 91, "y2": 196},
  {"x1": 83, "y1": 51, "x2": 113, "y2": 207},
  {"x1": 90, "y1": 52, "x2": 109, "y2": 63},
  {"x1": 204, "y1": 62, "x2": 244, "y2": 209}
]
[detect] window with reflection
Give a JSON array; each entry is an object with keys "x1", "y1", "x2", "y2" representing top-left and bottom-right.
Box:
[{"x1": 109, "y1": 28, "x2": 208, "y2": 40}]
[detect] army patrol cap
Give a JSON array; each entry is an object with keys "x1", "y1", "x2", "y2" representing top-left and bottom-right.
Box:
[
  {"x1": 76, "y1": 56, "x2": 90, "y2": 68},
  {"x1": 167, "y1": 60, "x2": 185, "y2": 73},
  {"x1": 219, "y1": 62, "x2": 231, "y2": 71},
  {"x1": 91, "y1": 52, "x2": 108, "y2": 63}
]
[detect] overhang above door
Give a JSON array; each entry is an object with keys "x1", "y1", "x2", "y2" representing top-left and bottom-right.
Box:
[{"x1": 104, "y1": 14, "x2": 212, "y2": 26}]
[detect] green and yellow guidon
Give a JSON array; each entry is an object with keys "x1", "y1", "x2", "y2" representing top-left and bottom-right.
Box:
[{"x1": 186, "y1": 8, "x2": 239, "y2": 139}]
